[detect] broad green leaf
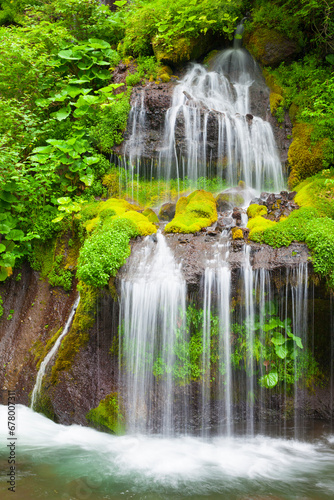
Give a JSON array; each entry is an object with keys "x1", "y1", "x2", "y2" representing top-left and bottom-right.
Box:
[
  {"x1": 57, "y1": 197, "x2": 71, "y2": 205},
  {"x1": 6, "y1": 229, "x2": 24, "y2": 241},
  {"x1": 0, "y1": 191, "x2": 17, "y2": 203},
  {"x1": 52, "y1": 215, "x2": 66, "y2": 223},
  {"x1": 80, "y1": 171, "x2": 94, "y2": 186},
  {"x1": 0, "y1": 254, "x2": 15, "y2": 267},
  {"x1": 271, "y1": 334, "x2": 286, "y2": 346},
  {"x1": 32, "y1": 145, "x2": 53, "y2": 154},
  {"x1": 52, "y1": 105, "x2": 71, "y2": 121},
  {"x1": 92, "y1": 68, "x2": 110, "y2": 80},
  {"x1": 88, "y1": 38, "x2": 111, "y2": 49},
  {"x1": 0, "y1": 224, "x2": 10, "y2": 233},
  {"x1": 260, "y1": 370, "x2": 278, "y2": 389},
  {"x1": 0, "y1": 267, "x2": 9, "y2": 281},
  {"x1": 83, "y1": 156, "x2": 99, "y2": 165},
  {"x1": 98, "y1": 83, "x2": 124, "y2": 93},
  {"x1": 275, "y1": 344, "x2": 289, "y2": 359},
  {"x1": 58, "y1": 49, "x2": 82, "y2": 60},
  {"x1": 0, "y1": 244, "x2": 6, "y2": 253},
  {"x1": 68, "y1": 78, "x2": 90, "y2": 84},
  {"x1": 77, "y1": 61, "x2": 94, "y2": 71},
  {"x1": 73, "y1": 106, "x2": 90, "y2": 117}
]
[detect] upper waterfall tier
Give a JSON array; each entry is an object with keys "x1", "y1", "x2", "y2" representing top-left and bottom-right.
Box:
[{"x1": 117, "y1": 46, "x2": 285, "y2": 194}]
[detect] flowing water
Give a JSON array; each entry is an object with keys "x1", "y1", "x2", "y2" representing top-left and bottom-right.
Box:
[
  {"x1": 118, "y1": 35, "x2": 284, "y2": 197},
  {"x1": 30, "y1": 296, "x2": 80, "y2": 409},
  {"x1": 1, "y1": 405, "x2": 334, "y2": 500},
  {"x1": 22, "y1": 26, "x2": 333, "y2": 500},
  {"x1": 119, "y1": 232, "x2": 186, "y2": 434}
]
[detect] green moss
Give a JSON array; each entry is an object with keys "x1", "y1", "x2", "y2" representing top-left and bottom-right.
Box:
[
  {"x1": 294, "y1": 169, "x2": 334, "y2": 218},
  {"x1": 165, "y1": 190, "x2": 217, "y2": 234},
  {"x1": 270, "y1": 92, "x2": 284, "y2": 116},
  {"x1": 244, "y1": 27, "x2": 300, "y2": 67},
  {"x1": 247, "y1": 204, "x2": 268, "y2": 219},
  {"x1": 32, "y1": 327, "x2": 62, "y2": 371},
  {"x1": 86, "y1": 393, "x2": 125, "y2": 434},
  {"x1": 31, "y1": 387, "x2": 55, "y2": 421},
  {"x1": 142, "y1": 207, "x2": 159, "y2": 225},
  {"x1": 50, "y1": 283, "x2": 98, "y2": 383},
  {"x1": 232, "y1": 228, "x2": 244, "y2": 240},
  {"x1": 288, "y1": 123, "x2": 328, "y2": 188},
  {"x1": 247, "y1": 216, "x2": 276, "y2": 241},
  {"x1": 118, "y1": 211, "x2": 157, "y2": 236}
]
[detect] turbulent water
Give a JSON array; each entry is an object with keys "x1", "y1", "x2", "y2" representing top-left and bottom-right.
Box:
[{"x1": 1, "y1": 405, "x2": 333, "y2": 500}]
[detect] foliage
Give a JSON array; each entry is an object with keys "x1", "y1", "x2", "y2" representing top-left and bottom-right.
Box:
[
  {"x1": 48, "y1": 254, "x2": 73, "y2": 291},
  {"x1": 231, "y1": 301, "x2": 304, "y2": 389},
  {"x1": 119, "y1": 0, "x2": 241, "y2": 58},
  {"x1": 86, "y1": 393, "x2": 125, "y2": 434},
  {"x1": 77, "y1": 217, "x2": 139, "y2": 288},
  {"x1": 247, "y1": 203, "x2": 268, "y2": 218}
]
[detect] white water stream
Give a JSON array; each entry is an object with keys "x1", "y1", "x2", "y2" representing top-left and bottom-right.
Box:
[{"x1": 30, "y1": 296, "x2": 80, "y2": 409}]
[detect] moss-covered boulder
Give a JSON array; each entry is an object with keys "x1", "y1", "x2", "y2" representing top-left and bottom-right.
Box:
[
  {"x1": 244, "y1": 27, "x2": 301, "y2": 67},
  {"x1": 165, "y1": 190, "x2": 217, "y2": 234},
  {"x1": 288, "y1": 123, "x2": 328, "y2": 188},
  {"x1": 247, "y1": 215, "x2": 276, "y2": 241},
  {"x1": 247, "y1": 204, "x2": 268, "y2": 218},
  {"x1": 86, "y1": 393, "x2": 125, "y2": 435},
  {"x1": 142, "y1": 207, "x2": 160, "y2": 226},
  {"x1": 152, "y1": 32, "x2": 216, "y2": 66},
  {"x1": 159, "y1": 202, "x2": 176, "y2": 221}
]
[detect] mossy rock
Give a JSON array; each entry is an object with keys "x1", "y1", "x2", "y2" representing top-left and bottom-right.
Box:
[
  {"x1": 216, "y1": 192, "x2": 244, "y2": 212},
  {"x1": 165, "y1": 190, "x2": 217, "y2": 234},
  {"x1": 117, "y1": 211, "x2": 157, "y2": 236},
  {"x1": 288, "y1": 123, "x2": 328, "y2": 188},
  {"x1": 152, "y1": 32, "x2": 216, "y2": 66},
  {"x1": 247, "y1": 215, "x2": 276, "y2": 241},
  {"x1": 51, "y1": 283, "x2": 98, "y2": 383},
  {"x1": 244, "y1": 27, "x2": 300, "y2": 67},
  {"x1": 270, "y1": 92, "x2": 284, "y2": 115},
  {"x1": 247, "y1": 204, "x2": 268, "y2": 218},
  {"x1": 142, "y1": 207, "x2": 159, "y2": 226},
  {"x1": 159, "y1": 202, "x2": 176, "y2": 221},
  {"x1": 232, "y1": 228, "x2": 244, "y2": 240},
  {"x1": 86, "y1": 393, "x2": 125, "y2": 435}
]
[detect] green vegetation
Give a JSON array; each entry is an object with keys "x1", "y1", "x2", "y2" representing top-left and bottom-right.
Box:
[
  {"x1": 165, "y1": 190, "x2": 217, "y2": 233},
  {"x1": 122, "y1": 301, "x2": 321, "y2": 391},
  {"x1": 86, "y1": 393, "x2": 125, "y2": 434}
]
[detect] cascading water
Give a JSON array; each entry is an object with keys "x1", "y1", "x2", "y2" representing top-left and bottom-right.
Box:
[
  {"x1": 119, "y1": 232, "x2": 186, "y2": 435},
  {"x1": 30, "y1": 296, "x2": 80, "y2": 410},
  {"x1": 118, "y1": 25, "x2": 284, "y2": 198}
]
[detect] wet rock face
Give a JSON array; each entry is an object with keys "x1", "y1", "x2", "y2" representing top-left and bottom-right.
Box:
[
  {"x1": 115, "y1": 72, "x2": 291, "y2": 166},
  {"x1": 250, "y1": 190, "x2": 299, "y2": 221},
  {"x1": 159, "y1": 202, "x2": 176, "y2": 221}
]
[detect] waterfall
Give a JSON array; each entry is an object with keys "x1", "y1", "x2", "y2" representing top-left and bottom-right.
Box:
[
  {"x1": 202, "y1": 231, "x2": 232, "y2": 436},
  {"x1": 118, "y1": 36, "x2": 284, "y2": 197},
  {"x1": 31, "y1": 296, "x2": 80, "y2": 410},
  {"x1": 120, "y1": 232, "x2": 186, "y2": 435}
]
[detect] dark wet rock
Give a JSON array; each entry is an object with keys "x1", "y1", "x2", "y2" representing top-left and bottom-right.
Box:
[
  {"x1": 288, "y1": 191, "x2": 297, "y2": 200},
  {"x1": 159, "y1": 202, "x2": 176, "y2": 221}
]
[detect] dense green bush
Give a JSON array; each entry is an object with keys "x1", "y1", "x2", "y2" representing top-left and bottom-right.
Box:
[{"x1": 77, "y1": 218, "x2": 139, "y2": 287}]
